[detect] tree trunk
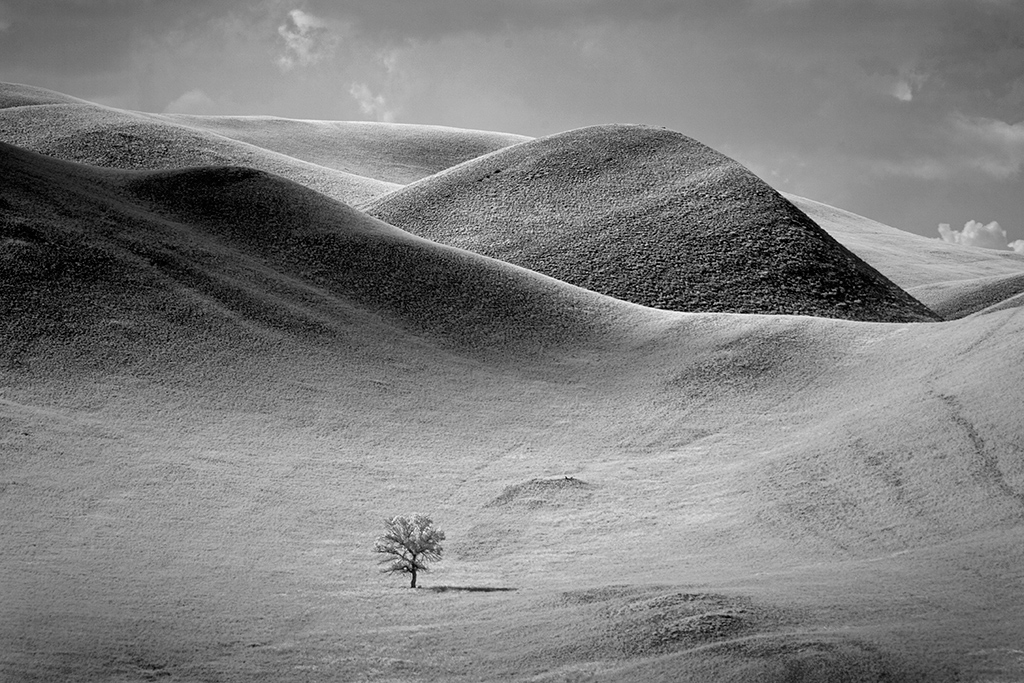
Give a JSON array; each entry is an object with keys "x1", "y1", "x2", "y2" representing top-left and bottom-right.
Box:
[{"x1": 410, "y1": 566, "x2": 417, "y2": 588}]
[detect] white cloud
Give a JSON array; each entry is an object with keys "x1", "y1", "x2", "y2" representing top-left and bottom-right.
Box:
[
  {"x1": 163, "y1": 89, "x2": 218, "y2": 115},
  {"x1": 1009, "y1": 240, "x2": 1024, "y2": 255},
  {"x1": 890, "y1": 80, "x2": 913, "y2": 102},
  {"x1": 349, "y1": 82, "x2": 396, "y2": 122},
  {"x1": 951, "y1": 115, "x2": 1024, "y2": 179},
  {"x1": 277, "y1": 8, "x2": 334, "y2": 71},
  {"x1": 938, "y1": 220, "x2": 1012, "y2": 250},
  {"x1": 381, "y1": 49, "x2": 400, "y2": 75},
  {"x1": 346, "y1": 48, "x2": 405, "y2": 123},
  {"x1": 889, "y1": 66, "x2": 926, "y2": 103}
]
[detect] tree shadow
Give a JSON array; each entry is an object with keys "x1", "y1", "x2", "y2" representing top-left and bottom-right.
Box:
[{"x1": 421, "y1": 585, "x2": 518, "y2": 593}]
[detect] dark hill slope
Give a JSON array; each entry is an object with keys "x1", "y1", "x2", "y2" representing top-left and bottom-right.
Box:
[
  {"x1": 367, "y1": 124, "x2": 939, "y2": 322},
  {"x1": 163, "y1": 115, "x2": 530, "y2": 184},
  {"x1": 0, "y1": 141, "x2": 621, "y2": 371}
]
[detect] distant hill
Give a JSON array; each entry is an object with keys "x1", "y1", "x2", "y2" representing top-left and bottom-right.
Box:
[
  {"x1": 163, "y1": 115, "x2": 530, "y2": 185},
  {"x1": 789, "y1": 194, "x2": 1024, "y2": 318},
  {"x1": 0, "y1": 83, "x2": 395, "y2": 205},
  {"x1": 367, "y1": 124, "x2": 939, "y2": 322},
  {"x1": 0, "y1": 81, "x2": 94, "y2": 107},
  {"x1": 0, "y1": 82, "x2": 529, "y2": 203},
  {"x1": 0, "y1": 140, "x2": 625, "y2": 373}
]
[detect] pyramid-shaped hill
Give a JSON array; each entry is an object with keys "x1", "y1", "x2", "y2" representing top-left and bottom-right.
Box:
[
  {"x1": 0, "y1": 83, "x2": 394, "y2": 205},
  {"x1": 367, "y1": 124, "x2": 939, "y2": 322},
  {"x1": 0, "y1": 140, "x2": 627, "y2": 369}
]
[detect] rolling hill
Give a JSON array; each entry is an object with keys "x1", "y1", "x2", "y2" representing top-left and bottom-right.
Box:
[
  {"x1": 366, "y1": 124, "x2": 939, "y2": 322},
  {"x1": 789, "y1": 194, "x2": 1024, "y2": 318},
  {"x1": 0, "y1": 82, "x2": 529, "y2": 204},
  {"x1": 0, "y1": 83, "x2": 396, "y2": 205},
  {"x1": 163, "y1": 114, "x2": 530, "y2": 185},
  {"x1": 3, "y1": 85, "x2": 1024, "y2": 682},
  {"x1": 0, "y1": 139, "x2": 627, "y2": 369},
  {"x1": 6, "y1": 83, "x2": 1013, "y2": 321}
]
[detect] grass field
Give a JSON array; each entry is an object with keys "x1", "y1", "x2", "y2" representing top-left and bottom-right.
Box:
[{"x1": 2, "y1": 83, "x2": 1024, "y2": 682}]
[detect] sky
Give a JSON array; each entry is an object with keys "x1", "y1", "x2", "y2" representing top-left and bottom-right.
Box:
[{"x1": 0, "y1": 0, "x2": 1021, "y2": 247}]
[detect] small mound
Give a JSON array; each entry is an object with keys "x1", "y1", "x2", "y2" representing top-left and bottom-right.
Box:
[
  {"x1": 164, "y1": 116, "x2": 530, "y2": 185},
  {"x1": 487, "y1": 476, "x2": 595, "y2": 509},
  {"x1": 558, "y1": 586, "x2": 768, "y2": 658},
  {"x1": 367, "y1": 125, "x2": 939, "y2": 322},
  {"x1": 554, "y1": 587, "x2": 941, "y2": 680},
  {"x1": 722, "y1": 635, "x2": 944, "y2": 682}
]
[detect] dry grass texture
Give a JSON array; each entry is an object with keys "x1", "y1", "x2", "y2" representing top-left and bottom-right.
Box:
[
  {"x1": 3, "y1": 83, "x2": 1024, "y2": 682},
  {"x1": 367, "y1": 124, "x2": 939, "y2": 322}
]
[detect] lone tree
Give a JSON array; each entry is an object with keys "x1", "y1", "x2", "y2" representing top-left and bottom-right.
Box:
[{"x1": 373, "y1": 514, "x2": 445, "y2": 588}]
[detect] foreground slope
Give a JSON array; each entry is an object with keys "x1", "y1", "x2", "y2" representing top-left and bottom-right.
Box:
[
  {"x1": 3, "y1": 140, "x2": 1024, "y2": 682},
  {"x1": 367, "y1": 124, "x2": 938, "y2": 322}
]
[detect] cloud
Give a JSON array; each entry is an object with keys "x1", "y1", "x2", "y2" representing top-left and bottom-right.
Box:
[
  {"x1": 277, "y1": 8, "x2": 334, "y2": 71},
  {"x1": 349, "y1": 82, "x2": 395, "y2": 122},
  {"x1": 163, "y1": 89, "x2": 219, "y2": 115},
  {"x1": 305, "y1": 0, "x2": 716, "y2": 42},
  {"x1": 871, "y1": 114, "x2": 1024, "y2": 181},
  {"x1": 937, "y1": 220, "x2": 1015, "y2": 250},
  {"x1": 1009, "y1": 240, "x2": 1024, "y2": 255},
  {"x1": 890, "y1": 80, "x2": 913, "y2": 102},
  {"x1": 950, "y1": 115, "x2": 1024, "y2": 179}
]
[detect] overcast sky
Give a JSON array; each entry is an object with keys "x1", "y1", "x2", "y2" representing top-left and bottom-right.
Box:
[{"x1": 1, "y1": 0, "x2": 1021, "y2": 245}]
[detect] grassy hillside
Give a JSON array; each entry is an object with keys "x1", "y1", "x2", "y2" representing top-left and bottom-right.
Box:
[
  {"x1": 367, "y1": 124, "x2": 939, "y2": 323},
  {"x1": 0, "y1": 82, "x2": 528, "y2": 203},
  {"x1": 790, "y1": 194, "x2": 1024, "y2": 318},
  {"x1": 0, "y1": 81, "x2": 94, "y2": 107},
  {"x1": 164, "y1": 115, "x2": 529, "y2": 184},
  {"x1": 0, "y1": 139, "x2": 628, "y2": 368},
  {"x1": 5, "y1": 82, "x2": 1018, "y2": 321},
  {"x1": 4, "y1": 135, "x2": 1024, "y2": 681},
  {"x1": 0, "y1": 84, "x2": 396, "y2": 205}
]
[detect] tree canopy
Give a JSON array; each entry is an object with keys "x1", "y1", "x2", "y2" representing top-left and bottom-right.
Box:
[{"x1": 373, "y1": 514, "x2": 445, "y2": 588}]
